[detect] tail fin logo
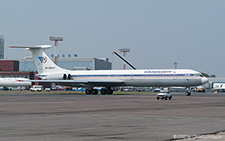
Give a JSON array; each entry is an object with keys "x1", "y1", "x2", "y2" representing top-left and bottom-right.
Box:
[{"x1": 38, "y1": 57, "x2": 47, "y2": 63}]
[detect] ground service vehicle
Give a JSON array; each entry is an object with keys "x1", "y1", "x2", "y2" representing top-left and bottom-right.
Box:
[{"x1": 196, "y1": 86, "x2": 205, "y2": 92}]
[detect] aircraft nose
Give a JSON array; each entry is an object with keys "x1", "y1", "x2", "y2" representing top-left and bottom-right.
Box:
[{"x1": 201, "y1": 77, "x2": 208, "y2": 84}]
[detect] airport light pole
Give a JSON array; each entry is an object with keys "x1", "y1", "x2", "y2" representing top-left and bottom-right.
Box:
[
  {"x1": 119, "y1": 48, "x2": 130, "y2": 70},
  {"x1": 49, "y1": 36, "x2": 63, "y2": 65},
  {"x1": 173, "y1": 62, "x2": 178, "y2": 69}
]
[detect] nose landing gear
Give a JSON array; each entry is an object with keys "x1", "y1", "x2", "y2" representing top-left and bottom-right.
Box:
[{"x1": 186, "y1": 88, "x2": 191, "y2": 96}]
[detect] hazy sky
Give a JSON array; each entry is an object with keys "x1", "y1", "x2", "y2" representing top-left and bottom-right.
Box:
[{"x1": 1, "y1": 0, "x2": 225, "y2": 76}]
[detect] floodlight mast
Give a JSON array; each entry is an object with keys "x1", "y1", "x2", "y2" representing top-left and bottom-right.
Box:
[
  {"x1": 173, "y1": 62, "x2": 178, "y2": 69},
  {"x1": 49, "y1": 36, "x2": 63, "y2": 65},
  {"x1": 119, "y1": 48, "x2": 130, "y2": 70}
]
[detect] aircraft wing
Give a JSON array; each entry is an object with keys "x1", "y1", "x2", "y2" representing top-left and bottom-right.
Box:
[{"x1": 29, "y1": 79, "x2": 124, "y2": 87}]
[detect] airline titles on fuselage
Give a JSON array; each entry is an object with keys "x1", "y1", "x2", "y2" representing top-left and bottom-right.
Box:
[{"x1": 144, "y1": 71, "x2": 173, "y2": 73}]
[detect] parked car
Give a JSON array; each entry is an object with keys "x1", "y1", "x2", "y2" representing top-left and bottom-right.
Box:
[
  {"x1": 44, "y1": 88, "x2": 51, "y2": 92},
  {"x1": 30, "y1": 85, "x2": 44, "y2": 92},
  {"x1": 154, "y1": 88, "x2": 161, "y2": 92}
]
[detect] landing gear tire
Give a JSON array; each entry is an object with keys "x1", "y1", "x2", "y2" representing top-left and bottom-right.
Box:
[
  {"x1": 85, "y1": 89, "x2": 92, "y2": 95},
  {"x1": 186, "y1": 92, "x2": 191, "y2": 96},
  {"x1": 107, "y1": 89, "x2": 113, "y2": 95},
  {"x1": 101, "y1": 89, "x2": 107, "y2": 95},
  {"x1": 92, "y1": 89, "x2": 98, "y2": 95}
]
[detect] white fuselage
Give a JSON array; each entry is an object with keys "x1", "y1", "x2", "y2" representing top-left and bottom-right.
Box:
[
  {"x1": 0, "y1": 78, "x2": 31, "y2": 87},
  {"x1": 39, "y1": 69, "x2": 207, "y2": 88}
]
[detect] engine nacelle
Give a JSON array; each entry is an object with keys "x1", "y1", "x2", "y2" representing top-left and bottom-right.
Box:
[{"x1": 42, "y1": 73, "x2": 72, "y2": 80}]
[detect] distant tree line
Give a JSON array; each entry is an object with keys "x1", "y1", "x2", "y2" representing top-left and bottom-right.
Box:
[{"x1": 201, "y1": 72, "x2": 216, "y2": 78}]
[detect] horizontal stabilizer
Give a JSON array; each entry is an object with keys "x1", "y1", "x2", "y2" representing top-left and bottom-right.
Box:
[{"x1": 9, "y1": 45, "x2": 52, "y2": 49}]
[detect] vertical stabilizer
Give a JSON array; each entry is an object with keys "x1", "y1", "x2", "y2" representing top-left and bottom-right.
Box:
[{"x1": 10, "y1": 45, "x2": 67, "y2": 74}]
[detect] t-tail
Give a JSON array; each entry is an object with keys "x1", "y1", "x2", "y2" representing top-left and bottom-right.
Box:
[{"x1": 10, "y1": 45, "x2": 67, "y2": 74}]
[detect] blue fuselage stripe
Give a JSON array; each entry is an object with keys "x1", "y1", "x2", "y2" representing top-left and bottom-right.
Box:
[{"x1": 72, "y1": 74, "x2": 195, "y2": 78}]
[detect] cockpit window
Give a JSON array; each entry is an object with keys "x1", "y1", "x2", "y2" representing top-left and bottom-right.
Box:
[{"x1": 195, "y1": 73, "x2": 204, "y2": 77}]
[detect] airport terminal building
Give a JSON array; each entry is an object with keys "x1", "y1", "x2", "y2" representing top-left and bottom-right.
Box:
[{"x1": 19, "y1": 57, "x2": 112, "y2": 72}]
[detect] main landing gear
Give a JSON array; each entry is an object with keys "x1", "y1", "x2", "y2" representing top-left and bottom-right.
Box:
[{"x1": 85, "y1": 88, "x2": 113, "y2": 95}]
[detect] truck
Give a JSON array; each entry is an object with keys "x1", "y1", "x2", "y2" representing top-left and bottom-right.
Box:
[{"x1": 212, "y1": 83, "x2": 225, "y2": 93}]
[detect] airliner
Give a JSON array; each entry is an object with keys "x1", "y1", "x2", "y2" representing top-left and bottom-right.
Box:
[
  {"x1": 10, "y1": 45, "x2": 208, "y2": 95},
  {"x1": 0, "y1": 78, "x2": 31, "y2": 87}
]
